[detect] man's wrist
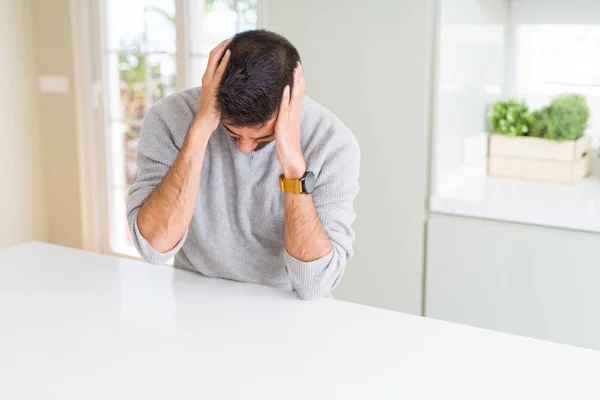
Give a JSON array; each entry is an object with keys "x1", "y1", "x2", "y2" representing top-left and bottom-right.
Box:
[
  {"x1": 186, "y1": 119, "x2": 213, "y2": 145},
  {"x1": 282, "y1": 158, "x2": 307, "y2": 180},
  {"x1": 182, "y1": 125, "x2": 212, "y2": 163}
]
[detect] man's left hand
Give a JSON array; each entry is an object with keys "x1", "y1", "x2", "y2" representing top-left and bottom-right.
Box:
[{"x1": 275, "y1": 63, "x2": 307, "y2": 180}]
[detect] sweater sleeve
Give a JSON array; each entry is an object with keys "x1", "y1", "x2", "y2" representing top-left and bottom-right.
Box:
[
  {"x1": 126, "y1": 104, "x2": 188, "y2": 264},
  {"x1": 283, "y1": 134, "x2": 360, "y2": 300}
]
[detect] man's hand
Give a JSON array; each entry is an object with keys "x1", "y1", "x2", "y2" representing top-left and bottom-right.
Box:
[
  {"x1": 192, "y1": 38, "x2": 232, "y2": 138},
  {"x1": 278, "y1": 63, "x2": 335, "y2": 296},
  {"x1": 135, "y1": 39, "x2": 231, "y2": 254},
  {"x1": 275, "y1": 63, "x2": 307, "y2": 180}
]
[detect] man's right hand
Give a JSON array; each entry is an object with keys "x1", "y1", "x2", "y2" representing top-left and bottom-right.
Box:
[
  {"x1": 192, "y1": 38, "x2": 232, "y2": 137},
  {"x1": 135, "y1": 39, "x2": 232, "y2": 254}
]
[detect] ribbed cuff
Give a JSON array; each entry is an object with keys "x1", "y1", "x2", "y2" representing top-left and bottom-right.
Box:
[
  {"x1": 283, "y1": 249, "x2": 336, "y2": 300},
  {"x1": 132, "y1": 213, "x2": 188, "y2": 265}
]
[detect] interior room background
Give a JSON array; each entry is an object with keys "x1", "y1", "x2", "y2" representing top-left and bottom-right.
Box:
[{"x1": 2, "y1": 0, "x2": 599, "y2": 351}]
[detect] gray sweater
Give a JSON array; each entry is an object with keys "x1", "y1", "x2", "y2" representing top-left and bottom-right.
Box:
[{"x1": 127, "y1": 87, "x2": 360, "y2": 300}]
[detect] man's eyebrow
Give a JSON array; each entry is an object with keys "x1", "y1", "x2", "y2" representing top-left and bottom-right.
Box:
[
  {"x1": 222, "y1": 123, "x2": 240, "y2": 136},
  {"x1": 254, "y1": 132, "x2": 275, "y2": 140},
  {"x1": 222, "y1": 123, "x2": 275, "y2": 140}
]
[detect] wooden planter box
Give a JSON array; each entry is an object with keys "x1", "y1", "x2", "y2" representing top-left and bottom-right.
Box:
[{"x1": 488, "y1": 134, "x2": 592, "y2": 184}]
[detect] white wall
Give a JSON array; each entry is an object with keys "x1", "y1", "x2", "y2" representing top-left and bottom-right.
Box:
[
  {"x1": 33, "y1": 0, "x2": 83, "y2": 249},
  {"x1": 0, "y1": 0, "x2": 48, "y2": 247},
  {"x1": 266, "y1": 0, "x2": 436, "y2": 313},
  {"x1": 432, "y1": 0, "x2": 509, "y2": 188}
]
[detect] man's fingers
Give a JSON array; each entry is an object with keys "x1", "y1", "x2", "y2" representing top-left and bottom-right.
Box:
[
  {"x1": 203, "y1": 38, "x2": 232, "y2": 83},
  {"x1": 290, "y1": 64, "x2": 306, "y2": 115},
  {"x1": 299, "y1": 64, "x2": 306, "y2": 92},
  {"x1": 278, "y1": 85, "x2": 291, "y2": 119},
  {"x1": 212, "y1": 49, "x2": 231, "y2": 85},
  {"x1": 291, "y1": 65, "x2": 305, "y2": 100}
]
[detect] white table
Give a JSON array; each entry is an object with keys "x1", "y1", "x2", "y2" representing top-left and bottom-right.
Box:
[{"x1": 1, "y1": 242, "x2": 599, "y2": 399}]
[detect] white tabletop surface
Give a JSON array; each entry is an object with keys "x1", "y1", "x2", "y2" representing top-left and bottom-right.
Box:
[
  {"x1": 1, "y1": 242, "x2": 600, "y2": 399},
  {"x1": 430, "y1": 161, "x2": 600, "y2": 233}
]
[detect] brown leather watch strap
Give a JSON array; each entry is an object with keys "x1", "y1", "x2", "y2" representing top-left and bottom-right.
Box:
[{"x1": 279, "y1": 174, "x2": 303, "y2": 194}]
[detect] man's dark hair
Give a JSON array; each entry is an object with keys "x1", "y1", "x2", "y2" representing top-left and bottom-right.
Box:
[{"x1": 217, "y1": 30, "x2": 301, "y2": 128}]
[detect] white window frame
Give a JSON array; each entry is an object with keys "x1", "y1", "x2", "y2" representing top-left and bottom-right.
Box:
[{"x1": 70, "y1": 0, "x2": 267, "y2": 258}]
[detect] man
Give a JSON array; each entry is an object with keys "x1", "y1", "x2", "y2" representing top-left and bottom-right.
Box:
[{"x1": 127, "y1": 30, "x2": 359, "y2": 300}]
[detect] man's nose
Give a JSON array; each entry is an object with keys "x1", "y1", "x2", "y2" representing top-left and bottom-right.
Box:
[{"x1": 237, "y1": 138, "x2": 257, "y2": 154}]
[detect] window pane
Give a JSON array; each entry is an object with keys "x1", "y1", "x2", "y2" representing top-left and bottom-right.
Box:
[
  {"x1": 106, "y1": 52, "x2": 176, "y2": 121},
  {"x1": 186, "y1": 0, "x2": 257, "y2": 86},
  {"x1": 108, "y1": 122, "x2": 125, "y2": 188},
  {"x1": 103, "y1": 0, "x2": 259, "y2": 256},
  {"x1": 104, "y1": 0, "x2": 177, "y2": 257},
  {"x1": 516, "y1": 25, "x2": 600, "y2": 135},
  {"x1": 106, "y1": 121, "x2": 141, "y2": 189},
  {"x1": 119, "y1": 53, "x2": 148, "y2": 120},
  {"x1": 144, "y1": 2, "x2": 177, "y2": 53},
  {"x1": 106, "y1": 0, "x2": 176, "y2": 52},
  {"x1": 124, "y1": 126, "x2": 141, "y2": 186},
  {"x1": 108, "y1": 186, "x2": 138, "y2": 256},
  {"x1": 188, "y1": 0, "x2": 258, "y2": 54},
  {"x1": 188, "y1": 55, "x2": 209, "y2": 88},
  {"x1": 147, "y1": 53, "x2": 177, "y2": 101},
  {"x1": 517, "y1": 25, "x2": 600, "y2": 87}
]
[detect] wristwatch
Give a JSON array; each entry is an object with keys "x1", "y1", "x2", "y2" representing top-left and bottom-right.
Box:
[{"x1": 279, "y1": 171, "x2": 316, "y2": 194}]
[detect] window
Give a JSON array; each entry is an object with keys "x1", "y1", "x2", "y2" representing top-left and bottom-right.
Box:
[
  {"x1": 428, "y1": 2, "x2": 600, "y2": 233},
  {"x1": 101, "y1": 0, "x2": 258, "y2": 257},
  {"x1": 515, "y1": 25, "x2": 600, "y2": 137}
]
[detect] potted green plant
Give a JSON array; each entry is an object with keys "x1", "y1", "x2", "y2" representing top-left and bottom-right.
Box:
[
  {"x1": 487, "y1": 94, "x2": 592, "y2": 184},
  {"x1": 487, "y1": 99, "x2": 530, "y2": 137}
]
